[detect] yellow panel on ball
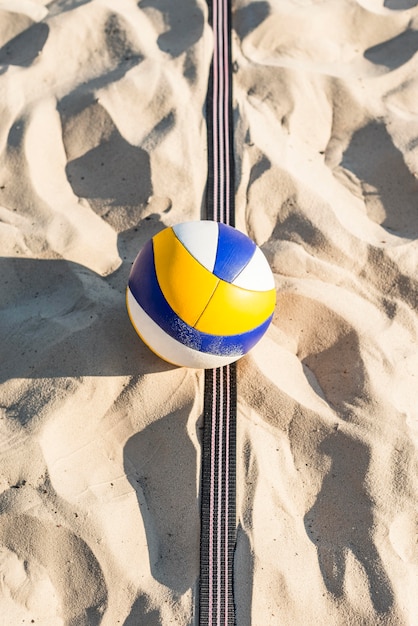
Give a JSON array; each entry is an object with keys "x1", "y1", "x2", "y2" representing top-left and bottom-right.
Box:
[
  {"x1": 195, "y1": 280, "x2": 276, "y2": 335},
  {"x1": 153, "y1": 226, "x2": 219, "y2": 327}
]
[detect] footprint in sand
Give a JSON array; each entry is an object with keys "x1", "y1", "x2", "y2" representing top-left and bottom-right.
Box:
[
  {"x1": 0, "y1": 511, "x2": 108, "y2": 625},
  {"x1": 124, "y1": 401, "x2": 200, "y2": 594},
  {"x1": 0, "y1": 545, "x2": 62, "y2": 624},
  {"x1": 304, "y1": 431, "x2": 394, "y2": 615},
  {"x1": 339, "y1": 121, "x2": 418, "y2": 237},
  {"x1": 274, "y1": 293, "x2": 368, "y2": 411}
]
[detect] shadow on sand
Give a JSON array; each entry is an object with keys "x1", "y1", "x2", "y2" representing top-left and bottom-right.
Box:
[{"x1": 304, "y1": 431, "x2": 394, "y2": 614}]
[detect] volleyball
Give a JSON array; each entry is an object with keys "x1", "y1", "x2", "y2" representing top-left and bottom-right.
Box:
[{"x1": 126, "y1": 221, "x2": 276, "y2": 368}]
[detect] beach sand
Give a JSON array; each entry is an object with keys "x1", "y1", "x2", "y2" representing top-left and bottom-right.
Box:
[{"x1": 1, "y1": 0, "x2": 418, "y2": 624}]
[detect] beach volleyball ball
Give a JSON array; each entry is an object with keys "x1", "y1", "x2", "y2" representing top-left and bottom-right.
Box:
[{"x1": 126, "y1": 221, "x2": 276, "y2": 368}]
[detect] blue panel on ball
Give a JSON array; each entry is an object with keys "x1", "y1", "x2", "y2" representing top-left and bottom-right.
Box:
[
  {"x1": 128, "y1": 239, "x2": 200, "y2": 344},
  {"x1": 213, "y1": 223, "x2": 256, "y2": 283},
  {"x1": 200, "y1": 314, "x2": 273, "y2": 356},
  {"x1": 128, "y1": 239, "x2": 272, "y2": 357}
]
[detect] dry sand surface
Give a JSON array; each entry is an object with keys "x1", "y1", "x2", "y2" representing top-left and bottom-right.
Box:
[{"x1": 1, "y1": 0, "x2": 418, "y2": 624}]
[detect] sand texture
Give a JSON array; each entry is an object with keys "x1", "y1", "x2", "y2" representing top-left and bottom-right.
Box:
[{"x1": 1, "y1": 0, "x2": 418, "y2": 624}]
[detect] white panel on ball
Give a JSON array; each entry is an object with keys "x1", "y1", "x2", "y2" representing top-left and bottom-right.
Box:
[
  {"x1": 172, "y1": 221, "x2": 219, "y2": 272},
  {"x1": 233, "y1": 246, "x2": 275, "y2": 291}
]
